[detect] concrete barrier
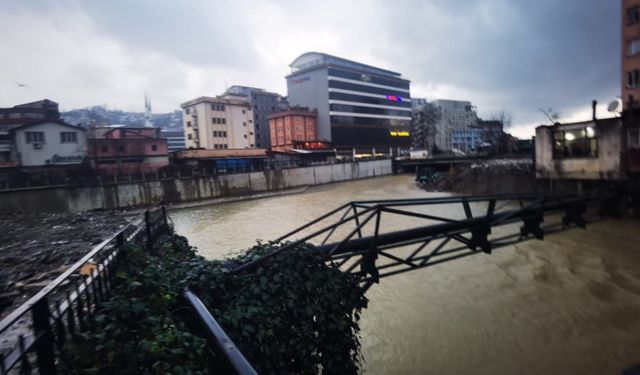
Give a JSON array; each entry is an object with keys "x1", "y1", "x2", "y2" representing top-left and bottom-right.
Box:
[{"x1": 0, "y1": 160, "x2": 392, "y2": 213}]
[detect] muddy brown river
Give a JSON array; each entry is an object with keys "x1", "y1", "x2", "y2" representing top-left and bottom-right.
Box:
[{"x1": 171, "y1": 174, "x2": 640, "y2": 374}]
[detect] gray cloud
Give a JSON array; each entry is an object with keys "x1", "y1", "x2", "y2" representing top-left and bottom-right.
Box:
[{"x1": 0, "y1": 0, "x2": 620, "y2": 136}]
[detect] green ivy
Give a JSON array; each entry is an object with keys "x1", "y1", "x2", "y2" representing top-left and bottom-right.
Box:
[{"x1": 65, "y1": 233, "x2": 368, "y2": 374}]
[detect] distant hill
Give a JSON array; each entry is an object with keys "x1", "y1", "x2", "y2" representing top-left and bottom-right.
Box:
[{"x1": 61, "y1": 106, "x2": 183, "y2": 130}]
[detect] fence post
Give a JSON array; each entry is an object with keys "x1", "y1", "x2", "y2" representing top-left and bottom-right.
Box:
[
  {"x1": 32, "y1": 297, "x2": 57, "y2": 375},
  {"x1": 144, "y1": 210, "x2": 152, "y2": 252},
  {"x1": 161, "y1": 203, "x2": 168, "y2": 228}
]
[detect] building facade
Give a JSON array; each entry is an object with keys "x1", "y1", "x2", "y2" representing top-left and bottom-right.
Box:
[
  {"x1": 161, "y1": 130, "x2": 186, "y2": 152},
  {"x1": 181, "y1": 97, "x2": 255, "y2": 150},
  {"x1": 430, "y1": 99, "x2": 478, "y2": 152},
  {"x1": 12, "y1": 120, "x2": 87, "y2": 167},
  {"x1": 286, "y1": 52, "x2": 412, "y2": 152},
  {"x1": 88, "y1": 127, "x2": 169, "y2": 174},
  {"x1": 624, "y1": 0, "x2": 640, "y2": 108},
  {"x1": 221, "y1": 86, "x2": 280, "y2": 149},
  {"x1": 451, "y1": 128, "x2": 486, "y2": 153},
  {"x1": 0, "y1": 99, "x2": 60, "y2": 166},
  {"x1": 268, "y1": 107, "x2": 318, "y2": 152}
]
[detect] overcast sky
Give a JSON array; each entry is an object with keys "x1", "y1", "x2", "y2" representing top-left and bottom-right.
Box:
[{"x1": 0, "y1": 0, "x2": 620, "y2": 137}]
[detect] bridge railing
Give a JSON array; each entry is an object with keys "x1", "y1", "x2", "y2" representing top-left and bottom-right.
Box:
[
  {"x1": 230, "y1": 189, "x2": 637, "y2": 290},
  {"x1": 0, "y1": 204, "x2": 170, "y2": 375}
]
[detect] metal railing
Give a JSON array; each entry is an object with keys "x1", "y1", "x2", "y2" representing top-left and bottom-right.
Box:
[
  {"x1": 0, "y1": 204, "x2": 170, "y2": 374},
  {"x1": 182, "y1": 290, "x2": 258, "y2": 375},
  {"x1": 231, "y1": 187, "x2": 640, "y2": 291}
]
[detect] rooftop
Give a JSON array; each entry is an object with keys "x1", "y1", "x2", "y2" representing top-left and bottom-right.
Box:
[
  {"x1": 180, "y1": 96, "x2": 251, "y2": 108},
  {"x1": 289, "y1": 52, "x2": 404, "y2": 79}
]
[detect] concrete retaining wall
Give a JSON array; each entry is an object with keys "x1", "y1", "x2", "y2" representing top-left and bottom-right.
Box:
[{"x1": 0, "y1": 160, "x2": 392, "y2": 213}]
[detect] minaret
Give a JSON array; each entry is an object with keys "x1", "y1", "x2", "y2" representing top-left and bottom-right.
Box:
[{"x1": 144, "y1": 93, "x2": 154, "y2": 128}]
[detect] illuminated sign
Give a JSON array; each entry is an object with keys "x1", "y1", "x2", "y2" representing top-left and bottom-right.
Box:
[
  {"x1": 390, "y1": 131, "x2": 410, "y2": 137},
  {"x1": 291, "y1": 76, "x2": 311, "y2": 84},
  {"x1": 386, "y1": 95, "x2": 403, "y2": 102}
]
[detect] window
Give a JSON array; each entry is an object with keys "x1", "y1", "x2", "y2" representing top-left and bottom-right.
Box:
[
  {"x1": 250, "y1": 144, "x2": 254, "y2": 147},
  {"x1": 188, "y1": 134, "x2": 193, "y2": 140},
  {"x1": 185, "y1": 108, "x2": 190, "y2": 115},
  {"x1": 212, "y1": 118, "x2": 217, "y2": 124},
  {"x1": 243, "y1": 122, "x2": 246, "y2": 126},
  {"x1": 220, "y1": 105, "x2": 225, "y2": 111},
  {"x1": 244, "y1": 134, "x2": 247, "y2": 139},
  {"x1": 25, "y1": 131, "x2": 45, "y2": 143},
  {"x1": 118, "y1": 145, "x2": 125, "y2": 153},
  {"x1": 242, "y1": 109, "x2": 246, "y2": 114},
  {"x1": 151, "y1": 144, "x2": 158, "y2": 151},
  {"x1": 211, "y1": 104, "x2": 216, "y2": 111},
  {"x1": 554, "y1": 127, "x2": 598, "y2": 158},
  {"x1": 224, "y1": 144, "x2": 228, "y2": 149},
  {"x1": 221, "y1": 118, "x2": 226, "y2": 124},
  {"x1": 187, "y1": 121, "x2": 191, "y2": 127},
  {"x1": 249, "y1": 120, "x2": 253, "y2": 123},
  {"x1": 213, "y1": 131, "x2": 218, "y2": 137},
  {"x1": 629, "y1": 5, "x2": 640, "y2": 25},
  {"x1": 222, "y1": 131, "x2": 227, "y2": 137},
  {"x1": 628, "y1": 70, "x2": 640, "y2": 88},
  {"x1": 60, "y1": 132, "x2": 77, "y2": 143},
  {"x1": 101, "y1": 146, "x2": 108, "y2": 153},
  {"x1": 629, "y1": 39, "x2": 640, "y2": 57}
]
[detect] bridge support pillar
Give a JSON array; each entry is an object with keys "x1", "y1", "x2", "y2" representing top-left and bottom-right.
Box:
[
  {"x1": 521, "y1": 213, "x2": 544, "y2": 239},
  {"x1": 469, "y1": 226, "x2": 492, "y2": 254},
  {"x1": 562, "y1": 202, "x2": 586, "y2": 228}
]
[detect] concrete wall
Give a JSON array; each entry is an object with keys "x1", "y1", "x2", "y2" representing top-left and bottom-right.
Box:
[{"x1": 0, "y1": 159, "x2": 392, "y2": 213}]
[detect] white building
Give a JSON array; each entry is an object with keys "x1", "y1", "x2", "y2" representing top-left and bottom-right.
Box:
[
  {"x1": 430, "y1": 99, "x2": 478, "y2": 152},
  {"x1": 12, "y1": 120, "x2": 87, "y2": 167},
  {"x1": 181, "y1": 97, "x2": 255, "y2": 150}
]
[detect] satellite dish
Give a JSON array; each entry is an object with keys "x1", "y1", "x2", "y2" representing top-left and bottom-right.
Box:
[{"x1": 607, "y1": 100, "x2": 620, "y2": 113}]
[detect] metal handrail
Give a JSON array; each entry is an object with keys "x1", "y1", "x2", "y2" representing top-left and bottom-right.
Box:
[
  {"x1": 182, "y1": 289, "x2": 258, "y2": 375},
  {"x1": 0, "y1": 204, "x2": 169, "y2": 374}
]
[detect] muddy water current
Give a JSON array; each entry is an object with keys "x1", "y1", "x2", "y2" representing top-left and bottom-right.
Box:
[{"x1": 171, "y1": 174, "x2": 640, "y2": 374}]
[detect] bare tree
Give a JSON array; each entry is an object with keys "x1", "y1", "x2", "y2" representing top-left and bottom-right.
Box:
[
  {"x1": 538, "y1": 108, "x2": 560, "y2": 124},
  {"x1": 411, "y1": 103, "x2": 441, "y2": 154},
  {"x1": 490, "y1": 110, "x2": 513, "y2": 129}
]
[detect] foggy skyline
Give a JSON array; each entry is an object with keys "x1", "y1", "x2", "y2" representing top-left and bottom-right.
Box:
[{"x1": 0, "y1": 0, "x2": 621, "y2": 137}]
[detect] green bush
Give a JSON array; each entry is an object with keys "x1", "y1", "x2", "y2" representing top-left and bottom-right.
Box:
[{"x1": 66, "y1": 233, "x2": 368, "y2": 374}]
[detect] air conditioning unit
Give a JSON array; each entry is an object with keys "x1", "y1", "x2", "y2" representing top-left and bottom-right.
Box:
[{"x1": 33, "y1": 142, "x2": 42, "y2": 149}]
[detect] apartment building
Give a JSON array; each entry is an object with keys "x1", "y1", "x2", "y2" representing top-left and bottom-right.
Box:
[
  {"x1": 429, "y1": 99, "x2": 479, "y2": 152},
  {"x1": 623, "y1": 0, "x2": 640, "y2": 108},
  {"x1": 220, "y1": 86, "x2": 280, "y2": 149},
  {"x1": 181, "y1": 97, "x2": 255, "y2": 150}
]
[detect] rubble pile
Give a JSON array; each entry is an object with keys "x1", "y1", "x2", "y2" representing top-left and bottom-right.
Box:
[{"x1": 0, "y1": 212, "x2": 127, "y2": 318}]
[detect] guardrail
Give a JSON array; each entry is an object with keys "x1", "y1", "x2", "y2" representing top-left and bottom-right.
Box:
[
  {"x1": 182, "y1": 289, "x2": 258, "y2": 375},
  {"x1": 0, "y1": 204, "x2": 170, "y2": 375}
]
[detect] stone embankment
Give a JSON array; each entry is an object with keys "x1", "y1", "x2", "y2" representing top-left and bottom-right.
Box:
[{"x1": 0, "y1": 159, "x2": 392, "y2": 213}]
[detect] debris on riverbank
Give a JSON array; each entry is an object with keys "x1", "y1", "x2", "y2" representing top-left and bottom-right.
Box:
[
  {"x1": 0, "y1": 211, "x2": 127, "y2": 318},
  {"x1": 419, "y1": 159, "x2": 548, "y2": 195}
]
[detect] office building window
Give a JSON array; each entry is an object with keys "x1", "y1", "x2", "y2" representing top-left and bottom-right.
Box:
[
  {"x1": 554, "y1": 127, "x2": 598, "y2": 158},
  {"x1": 60, "y1": 132, "x2": 77, "y2": 143},
  {"x1": 151, "y1": 144, "x2": 158, "y2": 151},
  {"x1": 25, "y1": 131, "x2": 45, "y2": 143},
  {"x1": 628, "y1": 70, "x2": 640, "y2": 88}
]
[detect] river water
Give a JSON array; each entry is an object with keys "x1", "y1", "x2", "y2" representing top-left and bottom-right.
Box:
[{"x1": 171, "y1": 174, "x2": 640, "y2": 374}]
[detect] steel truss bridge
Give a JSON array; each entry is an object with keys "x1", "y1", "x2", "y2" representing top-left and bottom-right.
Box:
[{"x1": 233, "y1": 187, "x2": 639, "y2": 292}]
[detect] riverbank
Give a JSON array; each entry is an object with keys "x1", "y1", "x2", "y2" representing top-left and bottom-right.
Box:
[
  {"x1": 420, "y1": 159, "x2": 579, "y2": 195},
  {"x1": 0, "y1": 211, "x2": 127, "y2": 318}
]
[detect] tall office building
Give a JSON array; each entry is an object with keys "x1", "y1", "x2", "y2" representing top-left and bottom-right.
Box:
[
  {"x1": 181, "y1": 97, "x2": 255, "y2": 150},
  {"x1": 286, "y1": 52, "x2": 412, "y2": 151},
  {"x1": 220, "y1": 86, "x2": 279, "y2": 149},
  {"x1": 623, "y1": 0, "x2": 640, "y2": 109}
]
